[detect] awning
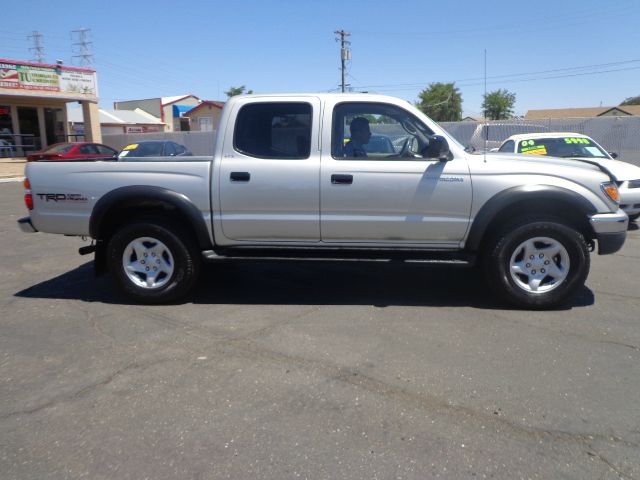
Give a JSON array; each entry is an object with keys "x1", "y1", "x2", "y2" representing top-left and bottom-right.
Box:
[{"x1": 173, "y1": 104, "x2": 194, "y2": 118}]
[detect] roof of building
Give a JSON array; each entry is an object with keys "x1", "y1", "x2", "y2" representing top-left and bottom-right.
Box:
[
  {"x1": 525, "y1": 105, "x2": 640, "y2": 119},
  {"x1": 67, "y1": 107, "x2": 164, "y2": 125},
  {"x1": 184, "y1": 100, "x2": 225, "y2": 116},
  {"x1": 618, "y1": 105, "x2": 640, "y2": 115},
  {"x1": 161, "y1": 94, "x2": 200, "y2": 106}
]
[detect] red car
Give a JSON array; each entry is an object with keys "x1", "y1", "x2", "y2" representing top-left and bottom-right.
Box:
[{"x1": 27, "y1": 142, "x2": 118, "y2": 161}]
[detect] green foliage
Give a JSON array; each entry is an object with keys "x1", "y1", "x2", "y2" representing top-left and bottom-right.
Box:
[
  {"x1": 416, "y1": 82, "x2": 462, "y2": 122},
  {"x1": 224, "y1": 85, "x2": 254, "y2": 98},
  {"x1": 482, "y1": 89, "x2": 516, "y2": 120},
  {"x1": 620, "y1": 95, "x2": 640, "y2": 106}
]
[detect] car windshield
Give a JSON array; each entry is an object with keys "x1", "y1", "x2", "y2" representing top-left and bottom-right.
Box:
[
  {"x1": 43, "y1": 143, "x2": 75, "y2": 153},
  {"x1": 124, "y1": 142, "x2": 163, "y2": 156},
  {"x1": 517, "y1": 137, "x2": 609, "y2": 158}
]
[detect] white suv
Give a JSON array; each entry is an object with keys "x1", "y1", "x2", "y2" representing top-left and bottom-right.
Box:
[{"x1": 497, "y1": 132, "x2": 640, "y2": 221}]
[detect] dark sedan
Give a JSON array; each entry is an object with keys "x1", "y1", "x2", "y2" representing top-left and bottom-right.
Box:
[{"x1": 118, "y1": 140, "x2": 193, "y2": 159}]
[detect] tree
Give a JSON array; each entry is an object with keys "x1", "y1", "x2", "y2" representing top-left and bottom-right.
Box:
[
  {"x1": 482, "y1": 89, "x2": 516, "y2": 120},
  {"x1": 224, "y1": 85, "x2": 253, "y2": 98},
  {"x1": 620, "y1": 95, "x2": 640, "y2": 106},
  {"x1": 416, "y1": 82, "x2": 462, "y2": 121}
]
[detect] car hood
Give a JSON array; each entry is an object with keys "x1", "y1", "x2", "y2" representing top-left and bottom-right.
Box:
[
  {"x1": 564, "y1": 157, "x2": 640, "y2": 181},
  {"x1": 482, "y1": 152, "x2": 606, "y2": 175}
]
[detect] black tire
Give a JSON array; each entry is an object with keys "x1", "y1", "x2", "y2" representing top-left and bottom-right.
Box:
[
  {"x1": 628, "y1": 213, "x2": 639, "y2": 222},
  {"x1": 107, "y1": 220, "x2": 200, "y2": 304},
  {"x1": 483, "y1": 219, "x2": 590, "y2": 309}
]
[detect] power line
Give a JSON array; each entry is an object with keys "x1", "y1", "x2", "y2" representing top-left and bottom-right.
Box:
[{"x1": 352, "y1": 59, "x2": 640, "y2": 91}]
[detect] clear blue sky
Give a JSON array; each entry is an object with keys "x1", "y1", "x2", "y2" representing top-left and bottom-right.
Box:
[{"x1": 2, "y1": 0, "x2": 639, "y2": 117}]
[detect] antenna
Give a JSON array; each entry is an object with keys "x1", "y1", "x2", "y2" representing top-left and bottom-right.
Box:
[
  {"x1": 484, "y1": 49, "x2": 488, "y2": 162},
  {"x1": 27, "y1": 31, "x2": 46, "y2": 63},
  {"x1": 334, "y1": 30, "x2": 351, "y2": 92},
  {"x1": 71, "y1": 27, "x2": 94, "y2": 66}
]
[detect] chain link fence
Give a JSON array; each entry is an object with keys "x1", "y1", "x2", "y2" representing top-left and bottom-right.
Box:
[{"x1": 440, "y1": 116, "x2": 640, "y2": 166}]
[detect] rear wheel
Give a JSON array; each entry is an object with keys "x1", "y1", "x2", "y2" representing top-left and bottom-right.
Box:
[
  {"x1": 107, "y1": 220, "x2": 200, "y2": 304},
  {"x1": 483, "y1": 219, "x2": 590, "y2": 309}
]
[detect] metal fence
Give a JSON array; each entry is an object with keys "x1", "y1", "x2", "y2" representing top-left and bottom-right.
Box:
[
  {"x1": 100, "y1": 116, "x2": 640, "y2": 167},
  {"x1": 102, "y1": 131, "x2": 217, "y2": 156},
  {"x1": 440, "y1": 116, "x2": 640, "y2": 166}
]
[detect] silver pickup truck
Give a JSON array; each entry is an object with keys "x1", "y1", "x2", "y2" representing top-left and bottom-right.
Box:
[{"x1": 18, "y1": 93, "x2": 628, "y2": 308}]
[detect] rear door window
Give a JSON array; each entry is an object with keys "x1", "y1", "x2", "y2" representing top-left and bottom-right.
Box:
[
  {"x1": 234, "y1": 102, "x2": 312, "y2": 159},
  {"x1": 164, "y1": 142, "x2": 176, "y2": 156},
  {"x1": 79, "y1": 144, "x2": 99, "y2": 155}
]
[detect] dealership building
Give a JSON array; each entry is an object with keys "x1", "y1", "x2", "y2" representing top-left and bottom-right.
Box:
[{"x1": 0, "y1": 58, "x2": 101, "y2": 155}]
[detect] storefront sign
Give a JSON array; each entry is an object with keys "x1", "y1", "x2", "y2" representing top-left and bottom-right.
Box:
[{"x1": 0, "y1": 60, "x2": 97, "y2": 96}]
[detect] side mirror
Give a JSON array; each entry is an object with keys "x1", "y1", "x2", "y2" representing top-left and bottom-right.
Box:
[
  {"x1": 609, "y1": 152, "x2": 618, "y2": 159},
  {"x1": 424, "y1": 135, "x2": 451, "y2": 161}
]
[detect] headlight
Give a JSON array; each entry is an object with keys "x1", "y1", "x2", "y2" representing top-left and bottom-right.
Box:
[{"x1": 601, "y1": 181, "x2": 620, "y2": 203}]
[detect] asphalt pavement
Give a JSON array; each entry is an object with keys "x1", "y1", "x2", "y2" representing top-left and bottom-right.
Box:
[{"x1": 1, "y1": 182, "x2": 639, "y2": 480}]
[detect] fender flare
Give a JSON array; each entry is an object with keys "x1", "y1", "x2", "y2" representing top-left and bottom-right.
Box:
[
  {"x1": 465, "y1": 185, "x2": 597, "y2": 251},
  {"x1": 89, "y1": 185, "x2": 213, "y2": 249}
]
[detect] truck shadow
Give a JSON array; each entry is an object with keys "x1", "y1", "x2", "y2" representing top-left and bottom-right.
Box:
[{"x1": 15, "y1": 259, "x2": 595, "y2": 310}]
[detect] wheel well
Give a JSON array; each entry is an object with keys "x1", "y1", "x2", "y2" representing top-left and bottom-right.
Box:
[
  {"x1": 96, "y1": 200, "x2": 199, "y2": 245},
  {"x1": 476, "y1": 198, "x2": 594, "y2": 252}
]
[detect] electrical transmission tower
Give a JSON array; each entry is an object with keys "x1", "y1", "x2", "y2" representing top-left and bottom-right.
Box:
[
  {"x1": 334, "y1": 30, "x2": 351, "y2": 92},
  {"x1": 28, "y1": 31, "x2": 46, "y2": 63},
  {"x1": 71, "y1": 27, "x2": 94, "y2": 66}
]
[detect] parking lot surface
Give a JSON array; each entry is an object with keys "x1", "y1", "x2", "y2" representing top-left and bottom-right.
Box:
[{"x1": 1, "y1": 182, "x2": 639, "y2": 480}]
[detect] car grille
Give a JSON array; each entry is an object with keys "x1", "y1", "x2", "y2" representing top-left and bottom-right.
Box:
[{"x1": 628, "y1": 179, "x2": 640, "y2": 189}]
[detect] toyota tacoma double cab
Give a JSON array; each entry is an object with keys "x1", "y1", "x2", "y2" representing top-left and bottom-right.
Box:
[{"x1": 18, "y1": 94, "x2": 628, "y2": 308}]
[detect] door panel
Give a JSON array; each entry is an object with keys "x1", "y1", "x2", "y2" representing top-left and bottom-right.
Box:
[
  {"x1": 320, "y1": 100, "x2": 472, "y2": 245},
  {"x1": 218, "y1": 98, "x2": 321, "y2": 242},
  {"x1": 320, "y1": 157, "x2": 471, "y2": 243}
]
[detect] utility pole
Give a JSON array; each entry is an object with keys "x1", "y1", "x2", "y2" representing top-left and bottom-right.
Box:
[
  {"x1": 71, "y1": 27, "x2": 94, "y2": 66},
  {"x1": 28, "y1": 31, "x2": 46, "y2": 63},
  {"x1": 334, "y1": 30, "x2": 351, "y2": 92}
]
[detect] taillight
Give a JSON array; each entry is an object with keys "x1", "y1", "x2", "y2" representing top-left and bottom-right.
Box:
[{"x1": 24, "y1": 177, "x2": 33, "y2": 210}]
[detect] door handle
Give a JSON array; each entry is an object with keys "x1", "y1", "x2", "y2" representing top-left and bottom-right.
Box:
[
  {"x1": 331, "y1": 174, "x2": 353, "y2": 185},
  {"x1": 230, "y1": 171, "x2": 250, "y2": 182}
]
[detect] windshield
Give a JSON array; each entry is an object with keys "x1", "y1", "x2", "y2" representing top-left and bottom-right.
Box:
[
  {"x1": 43, "y1": 143, "x2": 74, "y2": 153},
  {"x1": 120, "y1": 142, "x2": 164, "y2": 157},
  {"x1": 517, "y1": 137, "x2": 609, "y2": 158}
]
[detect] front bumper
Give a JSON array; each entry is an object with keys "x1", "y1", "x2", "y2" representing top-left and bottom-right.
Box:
[
  {"x1": 589, "y1": 211, "x2": 628, "y2": 255},
  {"x1": 619, "y1": 181, "x2": 640, "y2": 216},
  {"x1": 17, "y1": 216, "x2": 38, "y2": 233}
]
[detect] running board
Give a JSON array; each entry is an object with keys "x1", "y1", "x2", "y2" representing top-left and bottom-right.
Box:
[{"x1": 201, "y1": 248, "x2": 476, "y2": 266}]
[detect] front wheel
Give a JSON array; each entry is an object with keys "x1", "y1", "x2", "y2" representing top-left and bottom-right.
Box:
[
  {"x1": 483, "y1": 220, "x2": 590, "y2": 309},
  {"x1": 107, "y1": 220, "x2": 200, "y2": 304}
]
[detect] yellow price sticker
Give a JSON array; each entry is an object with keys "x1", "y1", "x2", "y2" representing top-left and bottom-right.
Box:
[
  {"x1": 521, "y1": 146, "x2": 547, "y2": 155},
  {"x1": 123, "y1": 144, "x2": 139, "y2": 150},
  {"x1": 564, "y1": 137, "x2": 590, "y2": 145}
]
